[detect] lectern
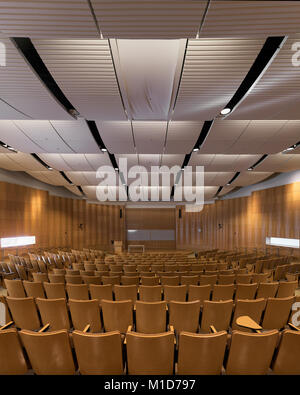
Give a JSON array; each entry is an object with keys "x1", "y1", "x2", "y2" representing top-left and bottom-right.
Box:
[{"x1": 114, "y1": 241, "x2": 123, "y2": 253}]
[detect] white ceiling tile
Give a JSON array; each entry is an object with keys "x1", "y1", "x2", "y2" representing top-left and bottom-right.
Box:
[
  {"x1": 96, "y1": 122, "x2": 135, "y2": 154},
  {"x1": 27, "y1": 170, "x2": 69, "y2": 186},
  {"x1": 165, "y1": 121, "x2": 203, "y2": 154},
  {"x1": 133, "y1": 122, "x2": 167, "y2": 154},
  {"x1": 231, "y1": 172, "x2": 273, "y2": 187}
]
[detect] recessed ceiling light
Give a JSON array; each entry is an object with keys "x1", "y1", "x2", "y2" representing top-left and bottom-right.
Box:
[
  {"x1": 101, "y1": 148, "x2": 107, "y2": 152},
  {"x1": 226, "y1": 183, "x2": 231, "y2": 186},
  {"x1": 285, "y1": 147, "x2": 294, "y2": 151},
  {"x1": 48, "y1": 167, "x2": 53, "y2": 171},
  {"x1": 193, "y1": 148, "x2": 199, "y2": 152},
  {"x1": 220, "y1": 108, "x2": 231, "y2": 115},
  {"x1": 115, "y1": 168, "x2": 119, "y2": 171},
  {"x1": 247, "y1": 167, "x2": 253, "y2": 171},
  {"x1": 7, "y1": 146, "x2": 15, "y2": 151}
]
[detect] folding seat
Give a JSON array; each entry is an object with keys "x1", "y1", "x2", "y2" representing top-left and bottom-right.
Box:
[
  {"x1": 36, "y1": 298, "x2": 71, "y2": 331},
  {"x1": 217, "y1": 263, "x2": 228, "y2": 271},
  {"x1": 177, "y1": 331, "x2": 227, "y2": 375},
  {"x1": 101, "y1": 300, "x2": 133, "y2": 334},
  {"x1": 135, "y1": 301, "x2": 167, "y2": 333},
  {"x1": 80, "y1": 270, "x2": 94, "y2": 277},
  {"x1": 225, "y1": 330, "x2": 279, "y2": 375},
  {"x1": 32, "y1": 272, "x2": 49, "y2": 284},
  {"x1": 272, "y1": 330, "x2": 300, "y2": 374},
  {"x1": 102, "y1": 276, "x2": 120, "y2": 286},
  {"x1": 95, "y1": 270, "x2": 109, "y2": 278},
  {"x1": 89, "y1": 284, "x2": 113, "y2": 304},
  {"x1": 4, "y1": 279, "x2": 26, "y2": 298},
  {"x1": 236, "y1": 274, "x2": 252, "y2": 284},
  {"x1": 72, "y1": 263, "x2": 84, "y2": 271},
  {"x1": 123, "y1": 265, "x2": 137, "y2": 275},
  {"x1": 220, "y1": 269, "x2": 234, "y2": 276},
  {"x1": 20, "y1": 329, "x2": 75, "y2": 375},
  {"x1": 262, "y1": 296, "x2": 294, "y2": 330},
  {"x1": 65, "y1": 275, "x2": 82, "y2": 285},
  {"x1": 114, "y1": 285, "x2": 137, "y2": 304},
  {"x1": 180, "y1": 275, "x2": 199, "y2": 286},
  {"x1": 66, "y1": 269, "x2": 80, "y2": 276},
  {"x1": 6, "y1": 297, "x2": 41, "y2": 330},
  {"x1": 169, "y1": 301, "x2": 201, "y2": 334},
  {"x1": 252, "y1": 272, "x2": 271, "y2": 284},
  {"x1": 43, "y1": 282, "x2": 66, "y2": 299},
  {"x1": 188, "y1": 284, "x2": 211, "y2": 305},
  {"x1": 212, "y1": 284, "x2": 235, "y2": 301},
  {"x1": 66, "y1": 284, "x2": 89, "y2": 300},
  {"x1": 95, "y1": 263, "x2": 109, "y2": 272},
  {"x1": 256, "y1": 282, "x2": 279, "y2": 299},
  {"x1": 235, "y1": 283, "x2": 258, "y2": 300},
  {"x1": 151, "y1": 264, "x2": 164, "y2": 273},
  {"x1": 126, "y1": 331, "x2": 174, "y2": 375},
  {"x1": 37, "y1": 260, "x2": 48, "y2": 273},
  {"x1": 191, "y1": 264, "x2": 205, "y2": 272},
  {"x1": 140, "y1": 271, "x2": 155, "y2": 277},
  {"x1": 164, "y1": 264, "x2": 178, "y2": 272},
  {"x1": 84, "y1": 263, "x2": 96, "y2": 272},
  {"x1": 199, "y1": 275, "x2": 218, "y2": 287},
  {"x1": 121, "y1": 276, "x2": 139, "y2": 286},
  {"x1": 200, "y1": 300, "x2": 233, "y2": 332},
  {"x1": 73, "y1": 330, "x2": 124, "y2": 375},
  {"x1": 0, "y1": 328, "x2": 28, "y2": 374},
  {"x1": 232, "y1": 298, "x2": 266, "y2": 331},
  {"x1": 139, "y1": 285, "x2": 162, "y2": 302},
  {"x1": 69, "y1": 299, "x2": 102, "y2": 333},
  {"x1": 218, "y1": 274, "x2": 235, "y2": 285},
  {"x1": 48, "y1": 273, "x2": 65, "y2": 284},
  {"x1": 53, "y1": 268, "x2": 66, "y2": 275},
  {"x1": 164, "y1": 285, "x2": 187, "y2": 302},
  {"x1": 110, "y1": 265, "x2": 123, "y2": 273},
  {"x1": 204, "y1": 264, "x2": 217, "y2": 271},
  {"x1": 178, "y1": 264, "x2": 191, "y2": 272},
  {"x1": 81, "y1": 275, "x2": 101, "y2": 285},
  {"x1": 276, "y1": 281, "x2": 298, "y2": 298},
  {"x1": 23, "y1": 280, "x2": 45, "y2": 299},
  {"x1": 160, "y1": 276, "x2": 180, "y2": 286}
]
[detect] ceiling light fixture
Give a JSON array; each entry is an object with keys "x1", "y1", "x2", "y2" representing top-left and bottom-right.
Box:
[
  {"x1": 247, "y1": 167, "x2": 253, "y2": 171},
  {"x1": 193, "y1": 148, "x2": 199, "y2": 152},
  {"x1": 101, "y1": 148, "x2": 107, "y2": 152},
  {"x1": 220, "y1": 108, "x2": 231, "y2": 115}
]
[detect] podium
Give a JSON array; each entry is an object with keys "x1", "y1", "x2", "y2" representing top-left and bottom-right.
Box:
[{"x1": 114, "y1": 241, "x2": 123, "y2": 253}]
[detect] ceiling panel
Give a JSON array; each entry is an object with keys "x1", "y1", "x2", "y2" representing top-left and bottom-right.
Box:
[
  {"x1": 96, "y1": 122, "x2": 135, "y2": 154},
  {"x1": 26, "y1": 170, "x2": 69, "y2": 186},
  {"x1": 161, "y1": 154, "x2": 185, "y2": 169},
  {"x1": 218, "y1": 185, "x2": 236, "y2": 197},
  {"x1": 133, "y1": 122, "x2": 167, "y2": 154},
  {"x1": 0, "y1": 1, "x2": 98, "y2": 38},
  {"x1": 190, "y1": 154, "x2": 261, "y2": 172},
  {"x1": 229, "y1": 35, "x2": 300, "y2": 120},
  {"x1": 254, "y1": 154, "x2": 300, "y2": 172},
  {"x1": 202, "y1": 1, "x2": 300, "y2": 37},
  {"x1": 33, "y1": 39, "x2": 126, "y2": 120},
  {"x1": 91, "y1": 0, "x2": 207, "y2": 39},
  {"x1": 0, "y1": 152, "x2": 45, "y2": 171},
  {"x1": 230, "y1": 172, "x2": 273, "y2": 187},
  {"x1": 165, "y1": 122, "x2": 203, "y2": 154},
  {"x1": 38, "y1": 153, "x2": 111, "y2": 171},
  {"x1": 138, "y1": 154, "x2": 161, "y2": 171},
  {"x1": 115, "y1": 154, "x2": 139, "y2": 169},
  {"x1": 65, "y1": 185, "x2": 83, "y2": 197},
  {"x1": 172, "y1": 38, "x2": 265, "y2": 120},
  {"x1": 0, "y1": 36, "x2": 73, "y2": 120}
]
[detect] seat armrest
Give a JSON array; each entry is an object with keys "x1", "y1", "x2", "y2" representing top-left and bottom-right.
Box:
[{"x1": 0, "y1": 321, "x2": 14, "y2": 331}]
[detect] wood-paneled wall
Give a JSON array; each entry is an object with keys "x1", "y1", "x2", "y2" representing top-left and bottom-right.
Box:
[
  {"x1": 176, "y1": 182, "x2": 300, "y2": 255},
  {"x1": 0, "y1": 181, "x2": 125, "y2": 254}
]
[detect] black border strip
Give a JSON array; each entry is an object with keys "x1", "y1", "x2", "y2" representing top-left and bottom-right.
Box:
[
  {"x1": 248, "y1": 154, "x2": 268, "y2": 170},
  {"x1": 11, "y1": 37, "x2": 78, "y2": 117},
  {"x1": 30, "y1": 153, "x2": 52, "y2": 170},
  {"x1": 227, "y1": 172, "x2": 241, "y2": 185},
  {"x1": 60, "y1": 171, "x2": 73, "y2": 185},
  {"x1": 193, "y1": 120, "x2": 214, "y2": 151}
]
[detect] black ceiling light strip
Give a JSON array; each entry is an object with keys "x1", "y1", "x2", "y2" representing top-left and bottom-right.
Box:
[
  {"x1": 283, "y1": 140, "x2": 300, "y2": 153},
  {"x1": 30, "y1": 153, "x2": 52, "y2": 170},
  {"x1": 0, "y1": 140, "x2": 17, "y2": 152},
  {"x1": 215, "y1": 186, "x2": 224, "y2": 198},
  {"x1": 192, "y1": 120, "x2": 214, "y2": 151},
  {"x1": 11, "y1": 37, "x2": 78, "y2": 118},
  {"x1": 248, "y1": 154, "x2": 268, "y2": 171},
  {"x1": 77, "y1": 186, "x2": 85, "y2": 195},
  {"x1": 221, "y1": 36, "x2": 286, "y2": 116},
  {"x1": 172, "y1": 39, "x2": 189, "y2": 112},
  {"x1": 59, "y1": 171, "x2": 73, "y2": 185},
  {"x1": 227, "y1": 172, "x2": 240, "y2": 186},
  {"x1": 86, "y1": 120, "x2": 108, "y2": 152}
]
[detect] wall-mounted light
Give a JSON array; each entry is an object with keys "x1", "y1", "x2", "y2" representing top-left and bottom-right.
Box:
[{"x1": 0, "y1": 236, "x2": 36, "y2": 248}]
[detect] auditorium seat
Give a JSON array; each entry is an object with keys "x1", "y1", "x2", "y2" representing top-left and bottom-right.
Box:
[
  {"x1": 262, "y1": 296, "x2": 295, "y2": 330},
  {"x1": 163, "y1": 285, "x2": 187, "y2": 302},
  {"x1": 160, "y1": 276, "x2": 180, "y2": 286},
  {"x1": 139, "y1": 285, "x2": 162, "y2": 302},
  {"x1": 102, "y1": 276, "x2": 120, "y2": 286},
  {"x1": 135, "y1": 301, "x2": 167, "y2": 333},
  {"x1": 168, "y1": 301, "x2": 201, "y2": 334},
  {"x1": 252, "y1": 273, "x2": 271, "y2": 284},
  {"x1": 126, "y1": 331, "x2": 174, "y2": 375},
  {"x1": 66, "y1": 284, "x2": 89, "y2": 300},
  {"x1": 43, "y1": 282, "x2": 66, "y2": 299},
  {"x1": 6, "y1": 297, "x2": 41, "y2": 330},
  {"x1": 36, "y1": 298, "x2": 71, "y2": 331},
  {"x1": 20, "y1": 329, "x2": 75, "y2": 375},
  {"x1": 23, "y1": 280, "x2": 45, "y2": 299},
  {"x1": 69, "y1": 299, "x2": 102, "y2": 333},
  {"x1": 218, "y1": 274, "x2": 235, "y2": 285},
  {"x1": 212, "y1": 284, "x2": 235, "y2": 301},
  {"x1": 232, "y1": 298, "x2": 266, "y2": 332},
  {"x1": 4, "y1": 279, "x2": 26, "y2": 298},
  {"x1": 225, "y1": 330, "x2": 279, "y2": 375},
  {"x1": 89, "y1": 284, "x2": 113, "y2": 304},
  {"x1": 53, "y1": 268, "x2": 66, "y2": 275},
  {"x1": 188, "y1": 284, "x2": 211, "y2": 305},
  {"x1": 48, "y1": 274, "x2": 65, "y2": 284},
  {"x1": 0, "y1": 328, "x2": 28, "y2": 374},
  {"x1": 81, "y1": 275, "x2": 101, "y2": 285},
  {"x1": 272, "y1": 330, "x2": 300, "y2": 374},
  {"x1": 114, "y1": 285, "x2": 137, "y2": 304},
  {"x1": 235, "y1": 283, "x2": 258, "y2": 300},
  {"x1": 121, "y1": 276, "x2": 139, "y2": 286},
  {"x1": 276, "y1": 281, "x2": 298, "y2": 298},
  {"x1": 201, "y1": 300, "x2": 233, "y2": 332},
  {"x1": 256, "y1": 282, "x2": 279, "y2": 299},
  {"x1": 73, "y1": 330, "x2": 124, "y2": 375},
  {"x1": 140, "y1": 276, "x2": 159, "y2": 286},
  {"x1": 101, "y1": 300, "x2": 133, "y2": 334},
  {"x1": 181, "y1": 275, "x2": 199, "y2": 286},
  {"x1": 65, "y1": 275, "x2": 82, "y2": 284},
  {"x1": 177, "y1": 331, "x2": 227, "y2": 375},
  {"x1": 200, "y1": 275, "x2": 218, "y2": 287},
  {"x1": 236, "y1": 274, "x2": 252, "y2": 284}
]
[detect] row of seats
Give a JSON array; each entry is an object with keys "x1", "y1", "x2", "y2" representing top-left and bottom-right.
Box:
[
  {"x1": 2, "y1": 294, "x2": 298, "y2": 334},
  {"x1": 1, "y1": 325, "x2": 300, "y2": 375},
  {"x1": 5, "y1": 279, "x2": 298, "y2": 302}
]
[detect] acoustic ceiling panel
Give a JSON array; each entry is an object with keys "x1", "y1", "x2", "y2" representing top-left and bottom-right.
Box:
[
  {"x1": 165, "y1": 122, "x2": 203, "y2": 154},
  {"x1": 172, "y1": 38, "x2": 265, "y2": 120},
  {"x1": 202, "y1": 1, "x2": 300, "y2": 37},
  {"x1": 0, "y1": 1, "x2": 98, "y2": 38},
  {"x1": 0, "y1": 152, "x2": 45, "y2": 171},
  {"x1": 229, "y1": 35, "x2": 300, "y2": 120},
  {"x1": 38, "y1": 153, "x2": 111, "y2": 171},
  {"x1": 0, "y1": 36, "x2": 72, "y2": 120},
  {"x1": 33, "y1": 39, "x2": 126, "y2": 120},
  {"x1": 96, "y1": 122, "x2": 135, "y2": 154},
  {"x1": 230, "y1": 172, "x2": 273, "y2": 187},
  {"x1": 91, "y1": 0, "x2": 207, "y2": 39},
  {"x1": 64, "y1": 185, "x2": 83, "y2": 197},
  {"x1": 133, "y1": 122, "x2": 167, "y2": 154},
  {"x1": 26, "y1": 170, "x2": 69, "y2": 186},
  {"x1": 190, "y1": 153, "x2": 261, "y2": 172},
  {"x1": 254, "y1": 154, "x2": 300, "y2": 172}
]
